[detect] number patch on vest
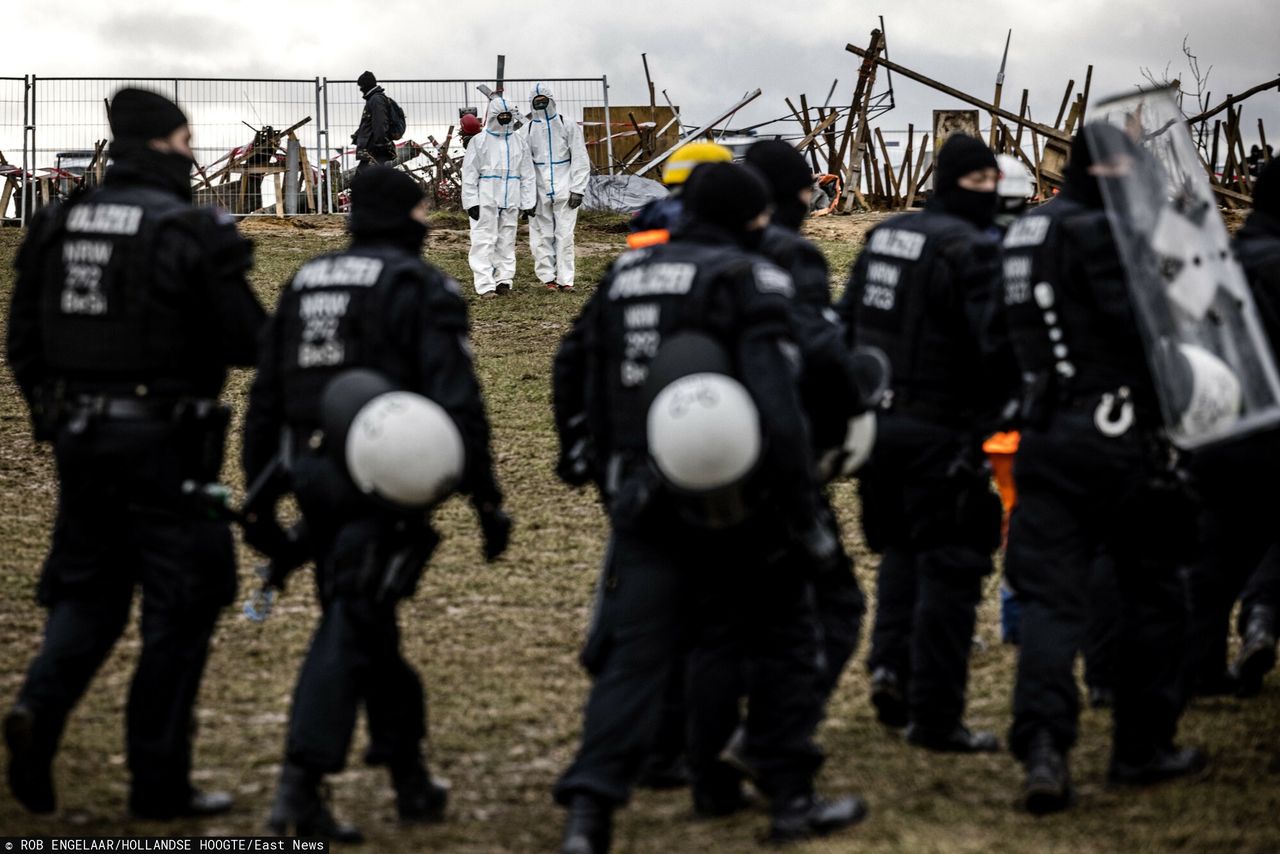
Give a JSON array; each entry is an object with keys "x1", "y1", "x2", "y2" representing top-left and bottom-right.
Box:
[
  {"x1": 59, "y1": 239, "x2": 113, "y2": 315},
  {"x1": 296, "y1": 290, "x2": 352, "y2": 368},
  {"x1": 861, "y1": 260, "x2": 901, "y2": 311}
]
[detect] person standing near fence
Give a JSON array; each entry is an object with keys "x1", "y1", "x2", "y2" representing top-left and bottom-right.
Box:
[
  {"x1": 526, "y1": 83, "x2": 589, "y2": 292},
  {"x1": 3, "y1": 87, "x2": 264, "y2": 819},
  {"x1": 462, "y1": 96, "x2": 535, "y2": 298},
  {"x1": 353, "y1": 71, "x2": 396, "y2": 173}
]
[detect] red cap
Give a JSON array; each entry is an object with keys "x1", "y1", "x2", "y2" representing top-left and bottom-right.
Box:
[{"x1": 460, "y1": 114, "x2": 482, "y2": 135}]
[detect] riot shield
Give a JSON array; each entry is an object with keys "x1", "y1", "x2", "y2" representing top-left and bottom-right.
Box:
[{"x1": 1087, "y1": 87, "x2": 1280, "y2": 449}]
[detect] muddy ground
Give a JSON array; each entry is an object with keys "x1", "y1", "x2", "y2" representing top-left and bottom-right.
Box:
[{"x1": 0, "y1": 211, "x2": 1277, "y2": 852}]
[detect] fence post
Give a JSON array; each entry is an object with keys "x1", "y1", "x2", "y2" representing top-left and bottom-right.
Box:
[
  {"x1": 27, "y1": 74, "x2": 37, "y2": 222},
  {"x1": 21, "y1": 75, "x2": 30, "y2": 227},
  {"x1": 315, "y1": 76, "x2": 325, "y2": 214},
  {"x1": 602, "y1": 75, "x2": 614, "y2": 175}
]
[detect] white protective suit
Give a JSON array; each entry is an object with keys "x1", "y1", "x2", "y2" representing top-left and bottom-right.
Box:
[
  {"x1": 461, "y1": 96, "x2": 536, "y2": 294},
  {"x1": 526, "y1": 83, "x2": 590, "y2": 288}
]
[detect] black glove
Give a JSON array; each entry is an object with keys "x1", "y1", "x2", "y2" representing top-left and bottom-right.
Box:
[
  {"x1": 793, "y1": 513, "x2": 841, "y2": 575},
  {"x1": 468, "y1": 205, "x2": 480, "y2": 221},
  {"x1": 521, "y1": 208, "x2": 536, "y2": 220},
  {"x1": 568, "y1": 192, "x2": 584, "y2": 209},
  {"x1": 477, "y1": 503, "x2": 513, "y2": 562}
]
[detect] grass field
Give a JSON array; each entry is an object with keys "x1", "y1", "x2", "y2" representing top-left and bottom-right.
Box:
[{"x1": 1, "y1": 211, "x2": 1278, "y2": 853}]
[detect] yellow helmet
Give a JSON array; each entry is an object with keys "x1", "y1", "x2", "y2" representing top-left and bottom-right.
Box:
[{"x1": 662, "y1": 141, "x2": 733, "y2": 186}]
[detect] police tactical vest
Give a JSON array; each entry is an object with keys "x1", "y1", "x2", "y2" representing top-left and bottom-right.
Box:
[
  {"x1": 277, "y1": 245, "x2": 423, "y2": 425},
  {"x1": 1001, "y1": 196, "x2": 1152, "y2": 407},
  {"x1": 852, "y1": 211, "x2": 989, "y2": 421},
  {"x1": 589, "y1": 241, "x2": 767, "y2": 458},
  {"x1": 38, "y1": 186, "x2": 194, "y2": 380}
]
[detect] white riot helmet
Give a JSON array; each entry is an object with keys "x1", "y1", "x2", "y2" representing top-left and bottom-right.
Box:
[
  {"x1": 1167, "y1": 342, "x2": 1243, "y2": 441},
  {"x1": 996, "y1": 154, "x2": 1034, "y2": 226},
  {"x1": 644, "y1": 333, "x2": 763, "y2": 527},
  {"x1": 322, "y1": 370, "x2": 465, "y2": 509}
]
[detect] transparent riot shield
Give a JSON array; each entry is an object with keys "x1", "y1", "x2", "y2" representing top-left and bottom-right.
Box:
[{"x1": 1087, "y1": 86, "x2": 1280, "y2": 449}]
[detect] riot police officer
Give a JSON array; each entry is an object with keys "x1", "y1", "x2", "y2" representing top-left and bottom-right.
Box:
[
  {"x1": 1184, "y1": 156, "x2": 1280, "y2": 698},
  {"x1": 998, "y1": 125, "x2": 1206, "y2": 814},
  {"x1": 743, "y1": 139, "x2": 873, "y2": 707},
  {"x1": 242, "y1": 166, "x2": 511, "y2": 840},
  {"x1": 552, "y1": 162, "x2": 865, "y2": 852},
  {"x1": 4, "y1": 88, "x2": 264, "y2": 818},
  {"x1": 837, "y1": 134, "x2": 1004, "y2": 753}
]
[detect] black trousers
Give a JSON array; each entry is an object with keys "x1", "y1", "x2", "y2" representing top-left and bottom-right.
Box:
[
  {"x1": 1007, "y1": 412, "x2": 1189, "y2": 762},
  {"x1": 861, "y1": 413, "x2": 996, "y2": 734},
  {"x1": 283, "y1": 455, "x2": 428, "y2": 774},
  {"x1": 1184, "y1": 435, "x2": 1280, "y2": 693},
  {"x1": 811, "y1": 548, "x2": 866, "y2": 704},
  {"x1": 554, "y1": 519, "x2": 824, "y2": 808},
  {"x1": 16, "y1": 422, "x2": 234, "y2": 815}
]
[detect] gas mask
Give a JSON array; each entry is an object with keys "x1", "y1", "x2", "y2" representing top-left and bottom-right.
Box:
[
  {"x1": 496, "y1": 112, "x2": 513, "y2": 126},
  {"x1": 532, "y1": 96, "x2": 550, "y2": 111}
]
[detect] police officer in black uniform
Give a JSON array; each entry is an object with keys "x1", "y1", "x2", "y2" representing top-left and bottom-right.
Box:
[
  {"x1": 552, "y1": 163, "x2": 865, "y2": 852},
  {"x1": 1184, "y1": 157, "x2": 1280, "y2": 698},
  {"x1": 998, "y1": 126, "x2": 1206, "y2": 814},
  {"x1": 838, "y1": 134, "x2": 1004, "y2": 753},
  {"x1": 243, "y1": 166, "x2": 511, "y2": 841},
  {"x1": 4, "y1": 88, "x2": 264, "y2": 819},
  {"x1": 744, "y1": 139, "x2": 870, "y2": 706}
]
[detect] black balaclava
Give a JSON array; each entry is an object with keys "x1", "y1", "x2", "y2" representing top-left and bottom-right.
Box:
[
  {"x1": 106, "y1": 87, "x2": 194, "y2": 200},
  {"x1": 930, "y1": 133, "x2": 998, "y2": 227},
  {"x1": 358, "y1": 71, "x2": 377, "y2": 95},
  {"x1": 683, "y1": 162, "x2": 772, "y2": 250},
  {"x1": 745, "y1": 139, "x2": 813, "y2": 231},
  {"x1": 1252, "y1": 157, "x2": 1280, "y2": 220},
  {"x1": 1063, "y1": 122, "x2": 1144, "y2": 211},
  {"x1": 349, "y1": 166, "x2": 428, "y2": 253}
]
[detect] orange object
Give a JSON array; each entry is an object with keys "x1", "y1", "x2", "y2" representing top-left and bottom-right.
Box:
[
  {"x1": 984, "y1": 431, "x2": 1021, "y2": 541},
  {"x1": 626, "y1": 228, "x2": 670, "y2": 249}
]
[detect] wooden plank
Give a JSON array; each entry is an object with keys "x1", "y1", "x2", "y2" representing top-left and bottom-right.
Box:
[
  {"x1": 845, "y1": 43, "x2": 1071, "y2": 143},
  {"x1": 1080, "y1": 65, "x2": 1093, "y2": 125},
  {"x1": 1186, "y1": 77, "x2": 1280, "y2": 124},
  {"x1": 875, "y1": 126, "x2": 900, "y2": 205},
  {"x1": 1053, "y1": 80, "x2": 1076, "y2": 129},
  {"x1": 794, "y1": 108, "x2": 843, "y2": 153},
  {"x1": 836, "y1": 29, "x2": 885, "y2": 169},
  {"x1": 905, "y1": 132, "x2": 928, "y2": 208},
  {"x1": 0, "y1": 178, "x2": 14, "y2": 218},
  {"x1": 1014, "y1": 89, "x2": 1029, "y2": 151},
  {"x1": 1261, "y1": 119, "x2": 1271, "y2": 164},
  {"x1": 1210, "y1": 120, "x2": 1222, "y2": 181}
]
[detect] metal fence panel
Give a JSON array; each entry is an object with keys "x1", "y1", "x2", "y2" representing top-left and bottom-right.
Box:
[
  {"x1": 323, "y1": 77, "x2": 609, "y2": 209},
  {"x1": 10, "y1": 74, "x2": 607, "y2": 218},
  {"x1": 0, "y1": 76, "x2": 26, "y2": 221},
  {"x1": 29, "y1": 77, "x2": 322, "y2": 216}
]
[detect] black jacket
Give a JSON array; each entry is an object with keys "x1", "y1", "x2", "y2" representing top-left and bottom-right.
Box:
[
  {"x1": 6, "y1": 154, "x2": 263, "y2": 407},
  {"x1": 553, "y1": 221, "x2": 821, "y2": 530},
  {"x1": 353, "y1": 86, "x2": 392, "y2": 156},
  {"x1": 243, "y1": 239, "x2": 502, "y2": 510}
]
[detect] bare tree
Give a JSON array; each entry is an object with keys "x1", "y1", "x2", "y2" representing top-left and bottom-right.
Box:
[{"x1": 1139, "y1": 36, "x2": 1214, "y2": 160}]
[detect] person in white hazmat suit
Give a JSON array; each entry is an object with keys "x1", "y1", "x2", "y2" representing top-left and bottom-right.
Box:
[
  {"x1": 526, "y1": 83, "x2": 590, "y2": 292},
  {"x1": 461, "y1": 96, "x2": 536, "y2": 297}
]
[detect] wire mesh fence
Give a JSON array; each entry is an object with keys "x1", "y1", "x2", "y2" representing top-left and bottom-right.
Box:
[
  {"x1": 0, "y1": 75, "x2": 610, "y2": 221},
  {"x1": 0, "y1": 77, "x2": 27, "y2": 221}
]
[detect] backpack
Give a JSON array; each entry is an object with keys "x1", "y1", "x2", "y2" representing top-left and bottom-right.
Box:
[{"x1": 386, "y1": 95, "x2": 407, "y2": 140}]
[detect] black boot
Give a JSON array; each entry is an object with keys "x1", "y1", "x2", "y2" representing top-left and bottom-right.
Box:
[
  {"x1": 869, "y1": 667, "x2": 907, "y2": 728},
  {"x1": 905, "y1": 723, "x2": 1000, "y2": 753},
  {"x1": 266, "y1": 762, "x2": 364, "y2": 843},
  {"x1": 4, "y1": 703, "x2": 55, "y2": 815},
  {"x1": 1232, "y1": 606, "x2": 1277, "y2": 698},
  {"x1": 1109, "y1": 746, "x2": 1209, "y2": 786},
  {"x1": 130, "y1": 788, "x2": 235, "y2": 820},
  {"x1": 767, "y1": 793, "x2": 868, "y2": 844},
  {"x1": 560, "y1": 793, "x2": 613, "y2": 854},
  {"x1": 390, "y1": 757, "x2": 448, "y2": 824},
  {"x1": 1021, "y1": 730, "x2": 1073, "y2": 815}
]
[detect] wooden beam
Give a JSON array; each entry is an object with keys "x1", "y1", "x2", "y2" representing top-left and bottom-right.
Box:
[
  {"x1": 1080, "y1": 65, "x2": 1093, "y2": 125},
  {"x1": 845, "y1": 42, "x2": 1071, "y2": 143},
  {"x1": 1053, "y1": 80, "x2": 1076, "y2": 129},
  {"x1": 1185, "y1": 76, "x2": 1280, "y2": 124},
  {"x1": 794, "y1": 108, "x2": 843, "y2": 152}
]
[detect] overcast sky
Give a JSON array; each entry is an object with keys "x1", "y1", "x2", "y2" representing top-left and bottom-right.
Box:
[{"x1": 6, "y1": 0, "x2": 1278, "y2": 151}]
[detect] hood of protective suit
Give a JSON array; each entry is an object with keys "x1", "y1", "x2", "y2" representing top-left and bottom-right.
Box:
[
  {"x1": 529, "y1": 82, "x2": 559, "y2": 119},
  {"x1": 485, "y1": 96, "x2": 518, "y2": 136}
]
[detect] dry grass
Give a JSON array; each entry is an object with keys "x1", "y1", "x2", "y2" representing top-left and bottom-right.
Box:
[{"x1": 0, "y1": 212, "x2": 1277, "y2": 853}]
